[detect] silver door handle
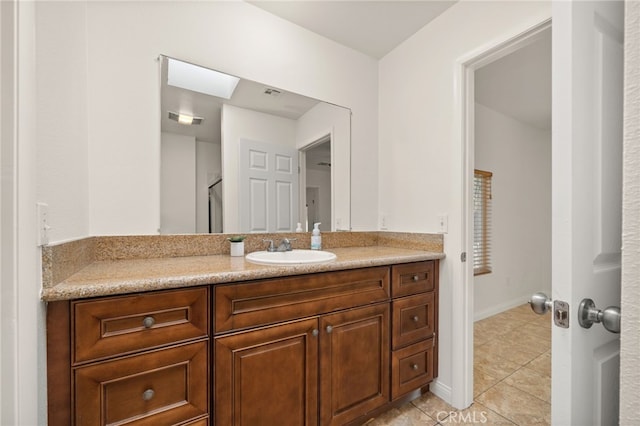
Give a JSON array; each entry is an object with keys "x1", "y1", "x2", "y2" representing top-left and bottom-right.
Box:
[
  {"x1": 578, "y1": 298, "x2": 621, "y2": 334},
  {"x1": 529, "y1": 292, "x2": 553, "y2": 314}
]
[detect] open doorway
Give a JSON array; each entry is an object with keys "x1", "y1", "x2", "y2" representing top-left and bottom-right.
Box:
[
  {"x1": 466, "y1": 23, "x2": 553, "y2": 423},
  {"x1": 299, "y1": 135, "x2": 332, "y2": 231}
]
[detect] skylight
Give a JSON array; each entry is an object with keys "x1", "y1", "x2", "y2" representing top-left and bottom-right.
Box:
[{"x1": 167, "y1": 58, "x2": 240, "y2": 99}]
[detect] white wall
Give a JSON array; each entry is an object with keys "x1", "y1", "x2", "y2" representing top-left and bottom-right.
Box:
[
  {"x1": 473, "y1": 103, "x2": 551, "y2": 320},
  {"x1": 222, "y1": 104, "x2": 297, "y2": 232},
  {"x1": 34, "y1": 0, "x2": 378, "y2": 241},
  {"x1": 35, "y1": 1, "x2": 89, "y2": 242},
  {"x1": 160, "y1": 132, "x2": 196, "y2": 234},
  {"x1": 378, "y1": 0, "x2": 551, "y2": 406}
]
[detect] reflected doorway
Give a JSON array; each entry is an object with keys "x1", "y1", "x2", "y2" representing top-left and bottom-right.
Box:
[{"x1": 299, "y1": 136, "x2": 332, "y2": 231}]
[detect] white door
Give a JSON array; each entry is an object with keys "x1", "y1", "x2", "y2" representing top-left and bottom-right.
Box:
[
  {"x1": 239, "y1": 139, "x2": 299, "y2": 233},
  {"x1": 552, "y1": 1, "x2": 623, "y2": 424}
]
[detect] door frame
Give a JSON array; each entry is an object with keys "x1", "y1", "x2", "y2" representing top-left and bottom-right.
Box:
[{"x1": 456, "y1": 18, "x2": 552, "y2": 409}]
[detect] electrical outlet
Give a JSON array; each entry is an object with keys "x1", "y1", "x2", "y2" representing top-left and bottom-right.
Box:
[
  {"x1": 336, "y1": 218, "x2": 342, "y2": 230},
  {"x1": 437, "y1": 214, "x2": 448, "y2": 234},
  {"x1": 380, "y1": 214, "x2": 388, "y2": 230},
  {"x1": 37, "y1": 202, "x2": 50, "y2": 246}
]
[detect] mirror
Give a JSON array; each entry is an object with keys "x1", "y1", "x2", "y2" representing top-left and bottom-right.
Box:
[{"x1": 159, "y1": 56, "x2": 351, "y2": 234}]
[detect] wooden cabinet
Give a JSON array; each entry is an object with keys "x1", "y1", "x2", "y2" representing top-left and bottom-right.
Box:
[
  {"x1": 47, "y1": 287, "x2": 210, "y2": 426},
  {"x1": 48, "y1": 260, "x2": 439, "y2": 426},
  {"x1": 390, "y1": 261, "x2": 439, "y2": 400}
]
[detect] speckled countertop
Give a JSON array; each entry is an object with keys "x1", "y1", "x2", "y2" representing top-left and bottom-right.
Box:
[{"x1": 41, "y1": 232, "x2": 444, "y2": 302}]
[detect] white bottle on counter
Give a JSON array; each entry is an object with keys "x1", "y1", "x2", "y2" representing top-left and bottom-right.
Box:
[
  {"x1": 310, "y1": 222, "x2": 322, "y2": 250},
  {"x1": 296, "y1": 222, "x2": 303, "y2": 232}
]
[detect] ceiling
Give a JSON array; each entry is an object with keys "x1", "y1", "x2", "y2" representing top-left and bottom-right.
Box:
[
  {"x1": 475, "y1": 28, "x2": 552, "y2": 130},
  {"x1": 247, "y1": 0, "x2": 458, "y2": 59}
]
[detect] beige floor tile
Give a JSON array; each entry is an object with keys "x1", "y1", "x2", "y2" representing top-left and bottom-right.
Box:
[
  {"x1": 477, "y1": 340, "x2": 541, "y2": 366},
  {"x1": 499, "y1": 329, "x2": 550, "y2": 353},
  {"x1": 474, "y1": 350, "x2": 522, "y2": 381},
  {"x1": 476, "y1": 382, "x2": 551, "y2": 425},
  {"x1": 521, "y1": 323, "x2": 551, "y2": 340},
  {"x1": 410, "y1": 391, "x2": 455, "y2": 419},
  {"x1": 504, "y1": 366, "x2": 551, "y2": 403},
  {"x1": 365, "y1": 402, "x2": 438, "y2": 426},
  {"x1": 474, "y1": 367, "x2": 499, "y2": 397},
  {"x1": 526, "y1": 350, "x2": 551, "y2": 376}
]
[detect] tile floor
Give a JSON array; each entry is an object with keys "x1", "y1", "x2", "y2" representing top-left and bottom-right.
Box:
[{"x1": 367, "y1": 303, "x2": 551, "y2": 425}]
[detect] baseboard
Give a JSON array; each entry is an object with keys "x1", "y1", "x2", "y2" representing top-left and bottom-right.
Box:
[
  {"x1": 429, "y1": 379, "x2": 452, "y2": 405},
  {"x1": 474, "y1": 294, "x2": 541, "y2": 322}
]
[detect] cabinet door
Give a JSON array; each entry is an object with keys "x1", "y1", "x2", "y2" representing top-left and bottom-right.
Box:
[
  {"x1": 319, "y1": 303, "x2": 390, "y2": 426},
  {"x1": 215, "y1": 318, "x2": 319, "y2": 426}
]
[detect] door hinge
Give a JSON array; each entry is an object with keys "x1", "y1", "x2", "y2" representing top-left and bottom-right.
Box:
[{"x1": 461, "y1": 252, "x2": 467, "y2": 262}]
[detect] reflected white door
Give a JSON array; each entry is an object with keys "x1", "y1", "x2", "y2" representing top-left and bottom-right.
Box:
[
  {"x1": 239, "y1": 139, "x2": 299, "y2": 233},
  {"x1": 552, "y1": 1, "x2": 623, "y2": 424}
]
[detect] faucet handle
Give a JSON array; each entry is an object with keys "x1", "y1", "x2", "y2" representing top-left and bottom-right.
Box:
[{"x1": 263, "y1": 239, "x2": 275, "y2": 252}]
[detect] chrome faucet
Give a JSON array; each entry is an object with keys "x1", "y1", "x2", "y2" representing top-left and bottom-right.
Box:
[
  {"x1": 277, "y1": 238, "x2": 296, "y2": 252},
  {"x1": 263, "y1": 239, "x2": 276, "y2": 252},
  {"x1": 263, "y1": 238, "x2": 296, "y2": 252}
]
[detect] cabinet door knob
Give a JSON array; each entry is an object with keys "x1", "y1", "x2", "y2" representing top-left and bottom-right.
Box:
[
  {"x1": 325, "y1": 325, "x2": 333, "y2": 334},
  {"x1": 412, "y1": 315, "x2": 419, "y2": 322},
  {"x1": 411, "y1": 364, "x2": 419, "y2": 371},
  {"x1": 142, "y1": 316, "x2": 155, "y2": 328},
  {"x1": 412, "y1": 275, "x2": 419, "y2": 282},
  {"x1": 311, "y1": 329, "x2": 319, "y2": 337},
  {"x1": 142, "y1": 389, "x2": 155, "y2": 401}
]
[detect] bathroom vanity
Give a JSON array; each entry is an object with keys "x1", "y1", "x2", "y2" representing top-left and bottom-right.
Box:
[{"x1": 43, "y1": 233, "x2": 442, "y2": 426}]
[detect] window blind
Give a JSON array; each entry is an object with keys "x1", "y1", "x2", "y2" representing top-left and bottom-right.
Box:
[{"x1": 473, "y1": 169, "x2": 492, "y2": 275}]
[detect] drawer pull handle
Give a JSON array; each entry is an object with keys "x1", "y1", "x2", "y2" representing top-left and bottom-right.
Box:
[
  {"x1": 411, "y1": 364, "x2": 419, "y2": 371},
  {"x1": 412, "y1": 315, "x2": 419, "y2": 322},
  {"x1": 326, "y1": 325, "x2": 333, "y2": 334},
  {"x1": 412, "y1": 275, "x2": 419, "y2": 282},
  {"x1": 142, "y1": 316, "x2": 155, "y2": 329},
  {"x1": 312, "y1": 329, "x2": 319, "y2": 337},
  {"x1": 142, "y1": 389, "x2": 155, "y2": 401}
]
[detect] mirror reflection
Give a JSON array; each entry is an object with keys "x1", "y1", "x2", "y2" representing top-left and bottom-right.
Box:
[{"x1": 159, "y1": 56, "x2": 351, "y2": 234}]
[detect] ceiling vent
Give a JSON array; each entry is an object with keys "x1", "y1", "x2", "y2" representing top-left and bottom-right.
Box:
[{"x1": 264, "y1": 88, "x2": 281, "y2": 97}]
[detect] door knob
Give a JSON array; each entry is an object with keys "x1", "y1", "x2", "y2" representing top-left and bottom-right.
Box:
[
  {"x1": 529, "y1": 292, "x2": 553, "y2": 314},
  {"x1": 578, "y1": 298, "x2": 621, "y2": 333}
]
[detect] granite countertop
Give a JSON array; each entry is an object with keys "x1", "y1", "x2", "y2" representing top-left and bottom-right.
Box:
[{"x1": 41, "y1": 246, "x2": 444, "y2": 302}]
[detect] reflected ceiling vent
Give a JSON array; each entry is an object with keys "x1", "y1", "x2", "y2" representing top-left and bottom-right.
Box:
[
  {"x1": 263, "y1": 88, "x2": 281, "y2": 97},
  {"x1": 168, "y1": 111, "x2": 203, "y2": 125}
]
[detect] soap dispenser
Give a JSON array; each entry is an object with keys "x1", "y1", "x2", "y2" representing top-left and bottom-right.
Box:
[{"x1": 310, "y1": 222, "x2": 322, "y2": 250}]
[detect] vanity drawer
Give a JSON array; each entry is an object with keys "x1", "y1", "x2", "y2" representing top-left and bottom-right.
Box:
[
  {"x1": 391, "y1": 338, "x2": 434, "y2": 399},
  {"x1": 214, "y1": 267, "x2": 390, "y2": 333},
  {"x1": 391, "y1": 261, "x2": 435, "y2": 297},
  {"x1": 392, "y1": 292, "x2": 435, "y2": 350},
  {"x1": 72, "y1": 287, "x2": 208, "y2": 364},
  {"x1": 74, "y1": 340, "x2": 208, "y2": 426}
]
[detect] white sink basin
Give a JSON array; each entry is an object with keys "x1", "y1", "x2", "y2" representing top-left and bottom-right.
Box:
[{"x1": 245, "y1": 249, "x2": 337, "y2": 266}]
